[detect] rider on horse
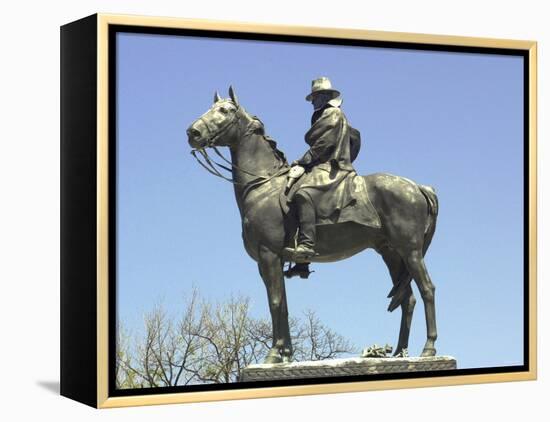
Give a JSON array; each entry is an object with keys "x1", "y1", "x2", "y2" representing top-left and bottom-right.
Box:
[{"x1": 284, "y1": 77, "x2": 361, "y2": 262}]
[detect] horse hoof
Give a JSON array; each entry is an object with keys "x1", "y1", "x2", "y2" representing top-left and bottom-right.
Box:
[
  {"x1": 263, "y1": 353, "x2": 283, "y2": 364},
  {"x1": 393, "y1": 348, "x2": 409, "y2": 358},
  {"x1": 420, "y1": 347, "x2": 436, "y2": 357}
]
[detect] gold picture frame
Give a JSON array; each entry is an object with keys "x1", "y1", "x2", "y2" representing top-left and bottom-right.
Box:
[{"x1": 60, "y1": 13, "x2": 537, "y2": 408}]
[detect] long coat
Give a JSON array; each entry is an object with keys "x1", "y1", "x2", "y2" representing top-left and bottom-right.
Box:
[
  {"x1": 296, "y1": 103, "x2": 360, "y2": 170},
  {"x1": 292, "y1": 103, "x2": 380, "y2": 228}
]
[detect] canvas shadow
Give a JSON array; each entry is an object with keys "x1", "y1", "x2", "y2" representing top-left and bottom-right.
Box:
[{"x1": 36, "y1": 380, "x2": 59, "y2": 395}]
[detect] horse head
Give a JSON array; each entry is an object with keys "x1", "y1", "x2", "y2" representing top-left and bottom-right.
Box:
[{"x1": 187, "y1": 86, "x2": 243, "y2": 150}]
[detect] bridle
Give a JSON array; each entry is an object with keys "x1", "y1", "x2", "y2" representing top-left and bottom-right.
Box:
[
  {"x1": 190, "y1": 104, "x2": 289, "y2": 187},
  {"x1": 196, "y1": 103, "x2": 242, "y2": 149}
]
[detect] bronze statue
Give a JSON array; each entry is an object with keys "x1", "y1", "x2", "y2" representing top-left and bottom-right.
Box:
[{"x1": 187, "y1": 83, "x2": 439, "y2": 364}]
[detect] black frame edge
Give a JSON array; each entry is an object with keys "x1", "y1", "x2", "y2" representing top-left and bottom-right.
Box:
[{"x1": 60, "y1": 13, "x2": 98, "y2": 408}]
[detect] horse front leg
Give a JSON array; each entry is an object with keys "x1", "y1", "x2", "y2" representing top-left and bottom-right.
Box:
[{"x1": 258, "y1": 245, "x2": 292, "y2": 363}]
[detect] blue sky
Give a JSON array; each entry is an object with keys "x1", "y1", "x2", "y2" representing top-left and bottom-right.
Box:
[{"x1": 116, "y1": 32, "x2": 524, "y2": 370}]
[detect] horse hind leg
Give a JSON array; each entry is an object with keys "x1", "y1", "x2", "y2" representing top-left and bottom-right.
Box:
[
  {"x1": 381, "y1": 249, "x2": 416, "y2": 356},
  {"x1": 404, "y1": 249, "x2": 437, "y2": 357}
]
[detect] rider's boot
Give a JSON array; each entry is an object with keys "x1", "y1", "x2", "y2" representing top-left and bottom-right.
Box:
[{"x1": 285, "y1": 193, "x2": 316, "y2": 260}]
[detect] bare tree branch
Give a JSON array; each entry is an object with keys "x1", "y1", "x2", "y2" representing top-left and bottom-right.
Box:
[{"x1": 116, "y1": 290, "x2": 356, "y2": 389}]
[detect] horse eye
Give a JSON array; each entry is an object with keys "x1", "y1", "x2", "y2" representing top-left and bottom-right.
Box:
[{"x1": 219, "y1": 107, "x2": 228, "y2": 114}]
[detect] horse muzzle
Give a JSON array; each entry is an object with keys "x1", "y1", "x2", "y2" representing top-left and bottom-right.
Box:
[{"x1": 187, "y1": 121, "x2": 208, "y2": 149}]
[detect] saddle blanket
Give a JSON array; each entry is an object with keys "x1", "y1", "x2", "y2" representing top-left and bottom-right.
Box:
[{"x1": 284, "y1": 166, "x2": 381, "y2": 229}]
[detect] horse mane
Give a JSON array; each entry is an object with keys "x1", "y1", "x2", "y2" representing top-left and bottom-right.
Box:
[{"x1": 244, "y1": 111, "x2": 289, "y2": 165}]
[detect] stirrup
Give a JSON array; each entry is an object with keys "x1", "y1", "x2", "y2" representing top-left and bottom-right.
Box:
[{"x1": 284, "y1": 245, "x2": 315, "y2": 260}]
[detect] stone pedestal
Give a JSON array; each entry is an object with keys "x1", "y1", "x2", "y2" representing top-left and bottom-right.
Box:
[{"x1": 239, "y1": 356, "x2": 457, "y2": 382}]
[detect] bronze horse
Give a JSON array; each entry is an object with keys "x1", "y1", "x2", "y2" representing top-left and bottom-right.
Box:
[{"x1": 187, "y1": 87, "x2": 439, "y2": 363}]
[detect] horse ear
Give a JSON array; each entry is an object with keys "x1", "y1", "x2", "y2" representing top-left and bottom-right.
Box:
[
  {"x1": 213, "y1": 90, "x2": 222, "y2": 103},
  {"x1": 229, "y1": 85, "x2": 239, "y2": 106}
]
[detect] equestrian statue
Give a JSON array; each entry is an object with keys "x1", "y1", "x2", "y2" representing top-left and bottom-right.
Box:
[{"x1": 187, "y1": 78, "x2": 439, "y2": 364}]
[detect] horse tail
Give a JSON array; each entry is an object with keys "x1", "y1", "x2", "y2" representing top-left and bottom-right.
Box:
[{"x1": 387, "y1": 184, "x2": 438, "y2": 312}]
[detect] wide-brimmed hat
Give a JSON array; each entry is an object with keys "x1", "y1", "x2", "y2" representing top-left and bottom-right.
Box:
[{"x1": 305, "y1": 77, "x2": 341, "y2": 101}]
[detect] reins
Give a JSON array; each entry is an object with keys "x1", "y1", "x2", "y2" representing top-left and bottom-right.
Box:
[{"x1": 191, "y1": 148, "x2": 236, "y2": 183}]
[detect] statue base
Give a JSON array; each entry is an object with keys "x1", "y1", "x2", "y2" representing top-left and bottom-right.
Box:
[{"x1": 239, "y1": 356, "x2": 457, "y2": 382}]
